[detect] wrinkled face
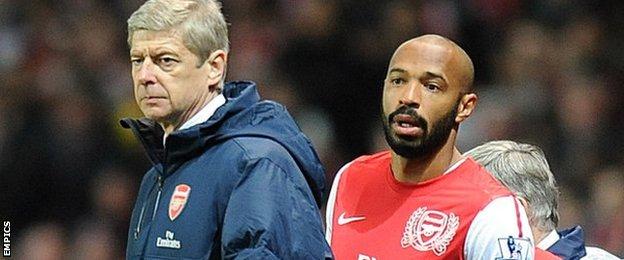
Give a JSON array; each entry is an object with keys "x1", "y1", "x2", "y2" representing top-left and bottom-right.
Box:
[
  {"x1": 381, "y1": 41, "x2": 466, "y2": 158},
  {"x1": 130, "y1": 30, "x2": 211, "y2": 126}
]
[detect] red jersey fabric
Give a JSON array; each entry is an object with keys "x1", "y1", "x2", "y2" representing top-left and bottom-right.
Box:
[
  {"x1": 535, "y1": 249, "x2": 561, "y2": 259},
  {"x1": 328, "y1": 151, "x2": 519, "y2": 259}
]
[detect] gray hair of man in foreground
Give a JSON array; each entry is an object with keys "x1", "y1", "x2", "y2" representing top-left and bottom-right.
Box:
[
  {"x1": 464, "y1": 140, "x2": 559, "y2": 241},
  {"x1": 127, "y1": 0, "x2": 229, "y2": 67}
]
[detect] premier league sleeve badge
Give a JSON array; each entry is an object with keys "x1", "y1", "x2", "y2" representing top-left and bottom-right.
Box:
[{"x1": 495, "y1": 236, "x2": 532, "y2": 260}]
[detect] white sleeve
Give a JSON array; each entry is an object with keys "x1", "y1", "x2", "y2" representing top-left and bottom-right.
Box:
[
  {"x1": 464, "y1": 196, "x2": 535, "y2": 260},
  {"x1": 583, "y1": 247, "x2": 621, "y2": 260},
  {"x1": 325, "y1": 162, "x2": 351, "y2": 245}
]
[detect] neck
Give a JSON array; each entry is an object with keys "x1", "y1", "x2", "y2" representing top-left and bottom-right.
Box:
[
  {"x1": 391, "y1": 132, "x2": 463, "y2": 183},
  {"x1": 161, "y1": 91, "x2": 220, "y2": 135},
  {"x1": 534, "y1": 228, "x2": 549, "y2": 244}
]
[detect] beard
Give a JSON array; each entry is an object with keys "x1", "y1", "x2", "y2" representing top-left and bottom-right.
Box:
[{"x1": 381, "y1": 102, "x2": 459, "y2": 159}]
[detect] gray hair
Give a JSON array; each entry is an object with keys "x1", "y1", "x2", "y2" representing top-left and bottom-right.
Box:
[
  {"x1": 464, "y1": 140, "x2": 559, "y2": 234},
  {"x1": 127, "y1": 0, "x2": 229, "y2": 65}
]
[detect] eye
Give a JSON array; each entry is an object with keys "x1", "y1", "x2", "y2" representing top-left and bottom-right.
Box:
[
  {"x1": 159, "y1": 57, "x2": 177, "y2": 66},
  {"x1": 424, "y1": 83, "x2": 440, "y2": 92},
  {"x1": 161, "y1": 57, "x2": 174, "y2": 63},
  {"x1": 390, "y1": 78, "x2": 406, "y2": 87},
  {"x1": 130, "y1": 57, "x2": 143, "y2": 66}
]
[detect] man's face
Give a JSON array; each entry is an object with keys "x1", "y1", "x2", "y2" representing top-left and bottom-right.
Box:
[
  {"x1": 381, "y1": 41, "x2": 466, "y2": 159},
  {"x1": 130, "y1": 30, "x2": 212, "y2": 126}
]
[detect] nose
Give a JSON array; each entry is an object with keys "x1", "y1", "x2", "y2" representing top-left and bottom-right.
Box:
[
  {"x1": 399, "y1": 83, "x2": 420, "y2": 109},
  {"x1": 136, "y1": 59, "x2": 157, "y2": 86}
]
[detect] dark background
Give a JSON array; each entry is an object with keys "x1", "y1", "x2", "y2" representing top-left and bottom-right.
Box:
[{"x1": 1, "y1": 0, "x2": 623, "y2": 258}]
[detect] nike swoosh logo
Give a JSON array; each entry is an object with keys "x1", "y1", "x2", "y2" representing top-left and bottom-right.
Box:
[{"x1": 337, "y1": 212, "x2": 366, "y2": 225}]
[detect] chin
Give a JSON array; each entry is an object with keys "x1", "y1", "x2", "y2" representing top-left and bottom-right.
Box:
[{"x1": 142, "y1": 110, "x2": 170, "y2": 122}]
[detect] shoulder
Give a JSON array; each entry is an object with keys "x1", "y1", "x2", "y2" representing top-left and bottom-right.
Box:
[
  {"x1": 353, "y1": 150, "x2": 392, "y2": 163},
  {"x1": 464, "y1": 196, "x2": 535, "y2": 259},
  {"x1": 326, "y1": 151, "x2": 390, "y2": 207},
  {"x1": 199, "y1": 136, "x2": 289, "y2": 161},
  {"x1": 189, "y1": 137, "x2": 294, "y2": 181},
  {"x1": 233, "y1": 100, "x2": 293, "y2": 127},
  {"x1": 343, "y1": 150, "x2": 392, "y2": 174},
  {"x1": 331, "y1": 151, "x2": 391, "y2": 188},
  {"x1": 470, "y1": 196, "x2": 529, "y2": 232},
  {"x1": 217, "y1": 137, "x2": 298, "y2": 175},
  {"x1": 231, "y1": 137, "x2": 290, "y2": 160}
]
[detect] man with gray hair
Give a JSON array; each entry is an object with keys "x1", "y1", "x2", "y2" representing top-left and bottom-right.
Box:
[
  {"x1": 120, "y1": 0, "x2": 331, "y2": 259},
  {"x1": 466, "y1": 140, "x2": 620, "y2": 260}
]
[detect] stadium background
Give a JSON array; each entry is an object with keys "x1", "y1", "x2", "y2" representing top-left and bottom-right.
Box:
[{"x1": 1, "y1": 0, "x2": 623, "y2": 258}]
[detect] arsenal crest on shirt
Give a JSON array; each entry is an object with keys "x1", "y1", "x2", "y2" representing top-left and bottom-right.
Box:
[
  {"x1": 401, "y1": 207, "x2": 459, "y2": 256},
  {"x1": 169, "y1": 184, "x2": 191, "y2": 221}
]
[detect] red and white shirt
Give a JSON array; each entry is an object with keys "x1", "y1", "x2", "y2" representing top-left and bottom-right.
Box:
[{"x1": 326, "y1": 151, "x2": 534, "y2": 259}]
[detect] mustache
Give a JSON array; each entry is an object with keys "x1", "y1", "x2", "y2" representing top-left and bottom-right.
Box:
[{"x1": 389, "y1": 106, "x2": 428, "y2": 129}]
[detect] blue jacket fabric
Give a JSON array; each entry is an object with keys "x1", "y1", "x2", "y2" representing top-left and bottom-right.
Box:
[
  {"x1": 121, "y1": 81, "x2": 332, "y2": 259},
  {"x1": 547, "y1": 226, "x2": 587, "y2": 260}
]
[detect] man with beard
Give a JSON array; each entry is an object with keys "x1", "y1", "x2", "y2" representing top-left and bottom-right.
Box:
[{"x1": 325, "y1": 35, "x2": 535, "y2": 259}]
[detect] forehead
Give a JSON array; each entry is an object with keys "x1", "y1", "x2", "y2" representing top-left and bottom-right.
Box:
[
  {"x1": 388, "y1": 41, "x2": 458, "y2": 75},
  {"x1": 130, "y1": 30, "x2": 187, "y2": 53}
]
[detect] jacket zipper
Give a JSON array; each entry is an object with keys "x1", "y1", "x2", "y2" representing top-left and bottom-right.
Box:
[
  {"x1": 134, "y1": 203, "x2": 146, "y2": 240},
  {"x1": 153, "y1": 175, "x2": 164, "y2": 219},
  {"x1": 133, "y1": 174, "x2": 164, "y2": 240},
  {"x1": 133, "y1": 140, "x2": 167, "y2": 241}
]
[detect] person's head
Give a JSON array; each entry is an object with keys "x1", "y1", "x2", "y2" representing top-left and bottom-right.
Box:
[
  {"x1": 127, "y1": 0, "x2": 228, "y2": 132},
  {"x1": 381, "y1": 34, "x2": 477, "y2": 159},
  {"x1": 465, "y1": 140, "x2": 559, "y2": 241}
]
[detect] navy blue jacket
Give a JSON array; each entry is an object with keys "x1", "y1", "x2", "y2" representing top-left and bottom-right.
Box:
[
  {"x1": 547, "y1": 226, "x2": 586, "y2": 260},
  {"x1": 121, "y1": 81, "x2": 332, "y2": 259}
]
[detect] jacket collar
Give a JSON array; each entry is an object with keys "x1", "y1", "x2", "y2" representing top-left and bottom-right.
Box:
[
  {"x1": 119, "y1": 117, "x2": 164, "y2": 167},
  {"x1": 121, "y1": 81, "x2": 259, "y2": 178},
  {"x1": 547, "y1": 226, "x2": 587, "y2": 260},
  {"x1": 121, "y1": 81, "x2": 327, "y2": 206}
]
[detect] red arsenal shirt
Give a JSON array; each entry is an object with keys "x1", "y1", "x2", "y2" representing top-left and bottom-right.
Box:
[{"x1": 326, "y1": 151, "x2": 535, "y2": 259}]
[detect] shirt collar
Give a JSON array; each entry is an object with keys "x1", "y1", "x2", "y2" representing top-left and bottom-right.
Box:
[
  {"x1": 443, "y1": 157, "x2": 467, "y2": 175},
  {"x1": 163, "y1": 94, "x2": 226, "y2": 145},
  {"x1": 178, "y1": 94, "x2": 226, "y2": 131},
  {"x1": 537, "y1": 229, "x2": 559, "y2": 249}
]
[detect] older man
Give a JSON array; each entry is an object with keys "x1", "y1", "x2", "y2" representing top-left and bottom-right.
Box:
[
  {"x1": 466, "y1": 140, "x2": 621, "y2": 260},
  {"x1": 120, "y1": 0, "x2": 331, "y2": 259}
]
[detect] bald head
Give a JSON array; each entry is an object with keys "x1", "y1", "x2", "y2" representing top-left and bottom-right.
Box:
[
  {"x1": 392, "y1": 34, "x2": 474, "y2": 92},
  {"x1": 381, "y1": 35, "x2": 479, "y2": 162}
]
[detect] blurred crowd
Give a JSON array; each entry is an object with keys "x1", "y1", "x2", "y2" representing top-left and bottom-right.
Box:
[{"x1": 1, "y1": 0, "x2": 623, "y2": 258}]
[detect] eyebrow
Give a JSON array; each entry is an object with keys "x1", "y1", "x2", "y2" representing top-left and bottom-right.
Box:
[
  {"x1": 129, "y1": 49, "x2": 141, "y2": 56},
  {"x1": 150, "y1": 48, "x2": 179, "y2": 58},
  {"x1": 389, "y1": 68, "x2": 448, "y2": 82},
  {"x1": 389, "y1": 68, "x2": 407, "y2": 74},
  {"x1": 424, "y1": 71, "x2": 447, "y2": 83}
]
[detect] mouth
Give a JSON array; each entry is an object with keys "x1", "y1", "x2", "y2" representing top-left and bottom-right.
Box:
[
  {"x1": 391, "y1": 114, "x2": 424, "y2": 137},
  {"x1": 142, "y1": 96, "x2": 167, "y2": 105},
  {"x1": 146, "y1": 95, "x2": 166, "y2": 99},
  {"x1": 143, "y1": 95, "x2": 166, "y2": 100}
]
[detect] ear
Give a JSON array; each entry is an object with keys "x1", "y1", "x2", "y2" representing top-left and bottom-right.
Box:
[
  {"x1": 203, "y1": 50, "x2": 227, "y2": 88},
  {"x1": 517, "y1": 197, "x2": 530, "y2": 209},
  {"x1": 455, "y1": 93, "x2": 477, "y2": 123}
]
